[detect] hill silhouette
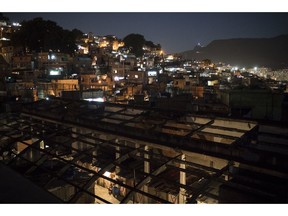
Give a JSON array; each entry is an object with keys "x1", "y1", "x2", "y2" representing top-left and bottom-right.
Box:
[{"x1": 181, "y1": 35, "x2": 288, "y2": 69}]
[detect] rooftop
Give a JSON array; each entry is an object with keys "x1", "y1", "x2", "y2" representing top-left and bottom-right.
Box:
[{"x1": 0, "y1": 98, "x2": 287, "y2": 203}]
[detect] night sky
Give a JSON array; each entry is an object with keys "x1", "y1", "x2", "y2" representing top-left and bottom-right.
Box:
[{"x1": 4, "y1": 12, "x2": 288, "y2": 54}]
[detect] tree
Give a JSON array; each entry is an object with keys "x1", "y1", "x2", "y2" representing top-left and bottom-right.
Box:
[
  {"x1": 71, "y1": 28, "x2": 85, "y2": 42},
  {"x1": 0, "y1": 13, "x2": 9, "y2": 21},
  {"x1": 123, "y1": 33, "x2": 146, "y2": 57},
  {"x1": 10, "y1": 17, "x2": 83, "y2": 54},
  {"x1": 145, "y1": 40, "x2": 155, "y2": 48},
  {"x1": 145, "y1": 41, "x2": 161, "y2": 50}
]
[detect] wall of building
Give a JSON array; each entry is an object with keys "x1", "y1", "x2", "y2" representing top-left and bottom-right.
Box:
[
  {"x1": 36, "y1": 79, "x2": 78, "y2": 99},
  {"x1": 220, "y1": 89, "x2": 284, "y2": 121}
]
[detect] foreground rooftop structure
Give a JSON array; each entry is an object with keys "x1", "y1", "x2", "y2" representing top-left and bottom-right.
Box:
[{"x1": 0, "y1": 98, "x2": 288, "y2": 203}]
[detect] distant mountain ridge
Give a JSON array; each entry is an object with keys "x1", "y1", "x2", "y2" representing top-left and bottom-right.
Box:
[{"x1": 180, "y1": 35, "x2": 288, "y2": 69}]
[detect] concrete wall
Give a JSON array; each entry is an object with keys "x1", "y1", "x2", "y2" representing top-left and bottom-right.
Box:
[{"x1": 220, "y1": 89, "x2": 284, "y2": 121}]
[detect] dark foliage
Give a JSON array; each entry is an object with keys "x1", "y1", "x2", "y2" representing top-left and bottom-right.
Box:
[
  {"x1": 123, "y1": 33, "x2": 146, "y2": 57},
  {"x1": 10, "y1": 17, "x2": 83, "y2": 54}
]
